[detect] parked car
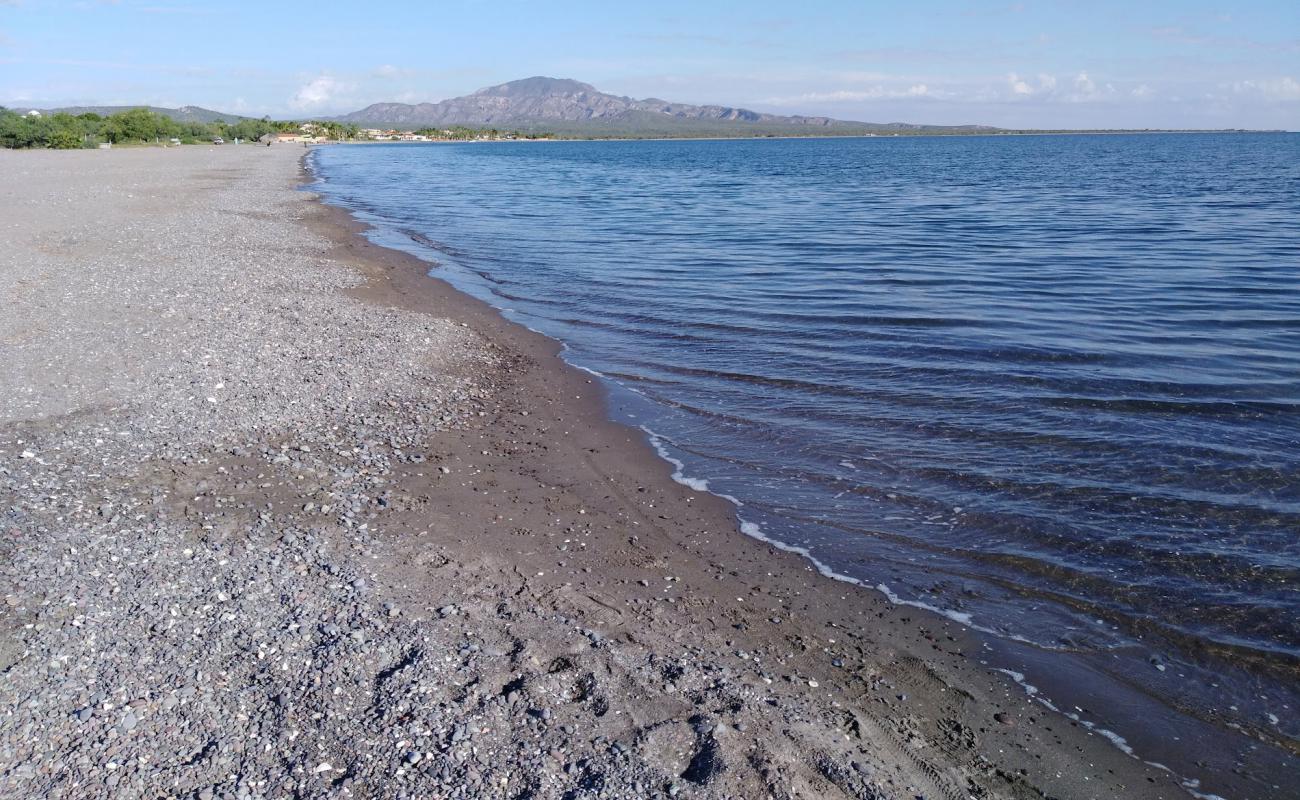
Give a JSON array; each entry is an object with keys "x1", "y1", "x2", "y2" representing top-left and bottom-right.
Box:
[{"x1": 212, "y1": 137, "x2": 225, "y2": 145}]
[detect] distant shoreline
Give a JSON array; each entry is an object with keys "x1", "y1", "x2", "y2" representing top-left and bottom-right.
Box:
[
  {"x1": 5, "y1": 100, "x2": 1285, "y2": 152},
  {"x1": 321, "y1": 128, "x2": 1289, "y2": 146}
]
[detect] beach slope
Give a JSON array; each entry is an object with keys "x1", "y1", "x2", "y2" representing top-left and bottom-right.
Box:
[{"x1": 0, "y1": 146, "x2": 1187, "y2": 799}]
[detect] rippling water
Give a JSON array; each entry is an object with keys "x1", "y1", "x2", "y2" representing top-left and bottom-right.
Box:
[{"x1": 311, "y1": 134, "x2": 1300, "y2": 785}]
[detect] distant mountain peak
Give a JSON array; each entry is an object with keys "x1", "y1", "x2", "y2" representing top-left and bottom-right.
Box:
[
  {"x1": 335, "y1": 77, "x2": 996, "y2": 137},
  {"x1": 472, "y1": 77, "x2": 598, "y2": 97}
]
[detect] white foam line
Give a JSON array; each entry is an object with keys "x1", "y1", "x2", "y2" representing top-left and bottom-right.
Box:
[
  {"x1": 641, "y1": 426, "x2": 710, "y2": 492},
  {"x1": 572, "y1": 363, "x2": 605, "y2": 379},
  {"x1": 1180, "y1": 779, "x2": 1229, "y2": 800},
  {"x1": 739, "y1": 518, "x2": 812, "y2": 556},
  {"x1": 873, "y1": 580, "x2": 976, "y2": 627},
  {"x1": 638, "y1": 428, "x2": 1037, "y2": 638},
  {"x1": 993, "y1": 667, "x2": 1138, "y2": 756},
  {"x1": 993, "y1": 671, "x2": 1230, "y2": 800},
  {"x1": 1065, "y1": 714, "x2": 1135, "y2": 757},
  {"x1": 542, "y1": 337, "x2": 613, "y2": 382}
]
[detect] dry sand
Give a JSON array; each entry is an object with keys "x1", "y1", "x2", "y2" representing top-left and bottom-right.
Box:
[{"x1": 0, "y1": 145, "x2": 1197, "y2": 799}]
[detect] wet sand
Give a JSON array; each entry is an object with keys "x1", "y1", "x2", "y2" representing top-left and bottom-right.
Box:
[{"x1": 0, "y1": 144, "x2": 1207, "y2": 798}]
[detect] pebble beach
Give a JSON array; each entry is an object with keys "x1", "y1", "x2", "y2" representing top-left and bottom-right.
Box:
[{"x1": 0, "y1": 145, "x2": 1201, "y2": 799}]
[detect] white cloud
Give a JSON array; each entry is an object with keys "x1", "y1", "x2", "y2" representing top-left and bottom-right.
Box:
[
  {"x1": 1008, "y1": 72, "x2": 1056, "y2": 96},
  {"x1": 1230, "y1": 77, "x2": 1300, "y2": 101},
  {"x1": 763, "y1": 70, "x2": 1164, "y2": 111},
  {"x1": 1003, "y1": 70, "x2": 1126, "y2": 103},
  {"x1": 289, "y1": 75, "x2": 350, "y2": 112}
]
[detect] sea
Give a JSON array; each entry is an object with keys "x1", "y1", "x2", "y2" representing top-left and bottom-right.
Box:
[{"x1": 308, "y1": 133, "x2": 1300, "y2": 798}]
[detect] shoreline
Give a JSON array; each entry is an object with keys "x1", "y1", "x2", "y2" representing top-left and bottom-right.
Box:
[
  {"x1": 302, "y1": 141, "x2": 1300, "y2": 799},
  {"x1": 320, "y1": 128, "x2": 1289, "y2": 147},
  {"x1": 0, "y1": 144, "x2": 1257, "y2": 798},
  {"x1": 293, "y1": 149, "x2": 1241, "y2": 798}
]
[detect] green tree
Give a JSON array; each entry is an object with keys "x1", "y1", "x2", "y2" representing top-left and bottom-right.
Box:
[
  {"x1": 120, "y1": 108, "x2": 156, "y2": 141},
  {"x1": 47, "y1": 128, "x2": 81, "y2": 149},
  {"x1": 0, "y1": 108, "x2": 36, "y2": 148}
]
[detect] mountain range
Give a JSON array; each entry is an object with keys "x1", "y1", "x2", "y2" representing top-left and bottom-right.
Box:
[
  {"x1": 9, "y1": 78, "x2": 998, "y2": 137},
  {"x1": 332, "y1": 77, "x2": 995, "y2": 136}
]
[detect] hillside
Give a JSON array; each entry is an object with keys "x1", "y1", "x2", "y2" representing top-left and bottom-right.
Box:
[
  {"x1": 13, "y1": 105, "x2": 250, "y2": 123},
  {"x1": 335, "y1": 77, "x2": 996, "y2": 137}
]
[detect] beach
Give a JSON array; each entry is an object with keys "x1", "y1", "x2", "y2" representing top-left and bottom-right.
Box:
[{"x1": 0, "y1": 145, "x2": 1197, "y2": 799}]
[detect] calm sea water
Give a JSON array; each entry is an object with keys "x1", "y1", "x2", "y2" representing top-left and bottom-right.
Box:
[{"x1": 310, "y1": 134, "x2": 1299, "y2": 788}]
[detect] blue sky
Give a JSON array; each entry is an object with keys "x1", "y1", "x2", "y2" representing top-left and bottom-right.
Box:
[{"x1": 2, "y1": 0, "x2": 1297, "y2": 128}]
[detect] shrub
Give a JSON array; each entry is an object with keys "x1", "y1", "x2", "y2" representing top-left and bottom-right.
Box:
[{"x1": 48, "y1": 129, "x2": 82, "y2": 149}]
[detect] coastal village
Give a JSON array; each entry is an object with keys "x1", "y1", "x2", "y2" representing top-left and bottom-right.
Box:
[
  {"x1": 360, "y1": 127, "x2": 528, "y2": 141},
  {"x1": 1, "y1": 109, "x2": 549, "y2": 149},
  {"x1": 272, "y1": 123, "x2": 540, "y2": 143}
]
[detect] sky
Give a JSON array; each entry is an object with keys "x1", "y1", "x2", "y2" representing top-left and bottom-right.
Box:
[{"x1": 1, "y1": 0, "x2": 1298, "y2": 129}]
